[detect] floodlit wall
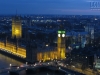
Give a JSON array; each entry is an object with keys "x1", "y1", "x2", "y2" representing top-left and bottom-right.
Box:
[
  {"x1": 0, "y1": 41, "x2": 26, "y2": 58},
  {"x1": 28, "y1": 30, "x2": 66, "y2": 62},
  {"x1": 37, "y1": 50, "x2": 58, "y2": 62},
  {"x1": 12, "y1": 17, "x2": 22, "y2": 38}
]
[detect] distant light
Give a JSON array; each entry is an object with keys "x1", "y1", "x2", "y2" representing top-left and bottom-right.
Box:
[
  {"x1": 95, "y1": 18, "x2": 97, "y2": 20},
  {"x1": 59, "y1": 67, "x2": 61, "y2": 69},
  {"x1": 46, "y1": 44, "x2": 48, "y2": 47},
  {"x1": 68, "y1": 46, "x2": 71, "y2": 49},
  {"x1": 10, "y1": 64, "x2": 12, "y2": 67},
  {"x1": 72, "y1": 65, "x2": 75, "y2": 68},
  {"x1": 17, "y1": 67, "x2": 19, "y2": 69}
]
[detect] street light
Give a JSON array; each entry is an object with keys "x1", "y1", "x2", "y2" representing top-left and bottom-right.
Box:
[
  {"x1": 9, "y1": 64, "x2": 12, "y2": 69},
  {"x1": 59, "y1": 67, "x2": 61, "y2": 69},
  {"x1": 9, "y1": 64, "x2": 12, "y2": 67},
  {"x1": 72, "y1": 65, "x2": 75, "y2": 68},
  {"x1": 39, "y1": 60, "x2": 41, "y2": 63},
  {"x1": 17, "y1": 67, "x2": 19, "y2": 69}
]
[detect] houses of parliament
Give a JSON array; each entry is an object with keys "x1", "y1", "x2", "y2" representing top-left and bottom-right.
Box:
[{"x1": 0, "y1": 16, "x2": 66, "y2": 63}]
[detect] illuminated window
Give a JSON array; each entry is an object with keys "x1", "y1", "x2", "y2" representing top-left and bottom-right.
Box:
[
  {"x1": 62, "y1": 34, "x2": 65, "y2": 37},
  {"x1": 58, "y1": 34, "x2": 60, "y2": 37},
  {"x1": 15, "y1": 30, "x2": 19, "y2": 34}
]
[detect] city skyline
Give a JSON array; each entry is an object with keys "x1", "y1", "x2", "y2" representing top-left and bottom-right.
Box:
[
  {"x1": 0, "y1": 0, "x2": 100, "y2": 15},
  {"x1": 0, "y1": 11, "x2": 100, "y2": 74}
]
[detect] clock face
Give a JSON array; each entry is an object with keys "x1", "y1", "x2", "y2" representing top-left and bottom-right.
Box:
[
  {"x1": 58, "y1": 34, "x2": 60, "y2": 37},
  {"x1": 62, "y1": 34, "x2": 65, "y2": 37}
]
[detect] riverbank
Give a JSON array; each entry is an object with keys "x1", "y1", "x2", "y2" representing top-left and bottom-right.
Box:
[{"x1": 0, "y1": 49, "x2": 26, "y2": 63}]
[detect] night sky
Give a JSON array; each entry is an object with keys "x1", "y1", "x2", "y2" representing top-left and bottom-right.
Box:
[{"x1": 0, "y1": 0, "x2": 100, "y2": 15}]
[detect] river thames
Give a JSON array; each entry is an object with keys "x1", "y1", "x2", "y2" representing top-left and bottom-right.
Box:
[
  {"x1": 0, "y1": 53, "x2": 24, "y2": 75},
  {"x1": 0, "y1": 53, "x2": 23, "y2": 69},
  {"x1": 0, "y1": 53, "x2": 59, "y2": 75}
]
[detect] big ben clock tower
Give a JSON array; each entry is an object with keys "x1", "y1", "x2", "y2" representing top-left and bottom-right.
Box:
[{"x1": 57, "y1": 26, "x2": 66, "y2": 59}]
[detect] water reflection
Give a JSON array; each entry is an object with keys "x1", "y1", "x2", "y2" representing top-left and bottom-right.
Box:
[
  {"x1": 0, "y1": 53, "x2": 23, "y2": 69},
  {"x1": 0, "y1": 54, "x2": 59, "y2": 75}
]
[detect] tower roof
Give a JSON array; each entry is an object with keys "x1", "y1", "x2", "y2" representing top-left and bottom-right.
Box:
[
  {"x1": 13, "y1": 16, "x2": 21, "y2": 20},
  {"x1": 59, "y1": 24, "x2": 65, "y2": 31}
]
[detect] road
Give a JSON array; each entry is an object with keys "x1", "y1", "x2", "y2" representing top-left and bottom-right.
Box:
[{"x1": 57, "y1": 60, "x2": 99, "y2": 75}]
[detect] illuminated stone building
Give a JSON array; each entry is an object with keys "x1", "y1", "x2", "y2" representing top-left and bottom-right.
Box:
[
  {"x1": 0, "y1": 41, "x2": 26, "y2": 58},
  {"x1": 0, "y1": 16, "x2": 25, "y2": 59},
  {"x1": 35, "y1": 29, "x2": 66, "y2": 62},
  {"x1": 37, "y1": 47, "x2": 57, "y2": 62},
  {"x1": 0, "y1": 17, "x2": 66, "y2": 62},
  {"x1": 12, "y1": 16, "x2": 22, "y2": 39},
  {"x1": 57, "y1": 30, "x2": 66, "y2": 59},
  {"x1": 0, "y1": 29, "x2": 66, "y2": 62},
  {"x1": 11, "y1": 16, "x2": 22, "y2": 51}
]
